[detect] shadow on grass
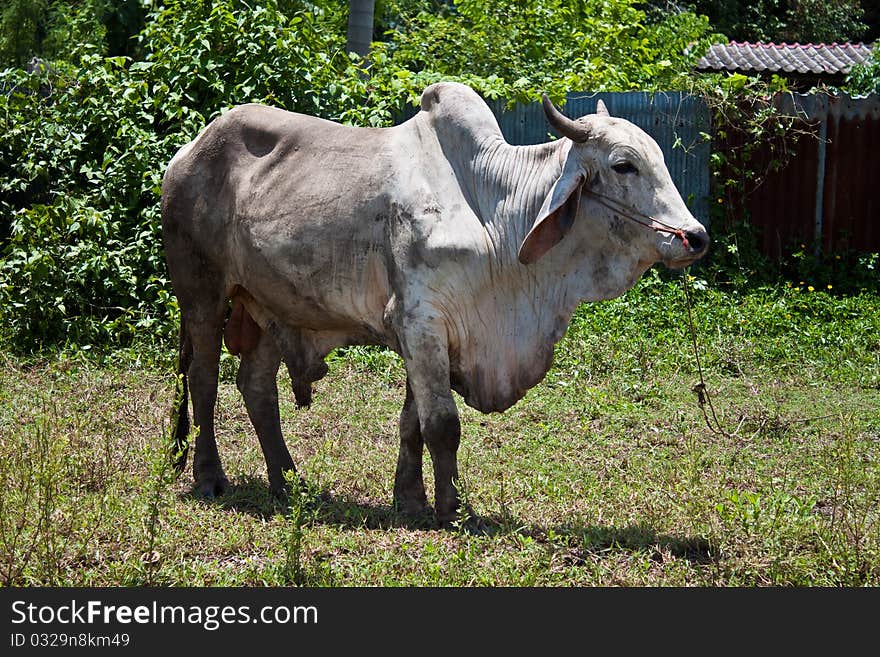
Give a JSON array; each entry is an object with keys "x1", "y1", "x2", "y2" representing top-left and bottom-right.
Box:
[
  {"x1": 180, "y1": 476, "x2": 718, "y2": 564},
  {"x1": 178, "y1": 475, "x2": 435, "y2": 529},
  {"x1": 178, "y1": 476, "x2": 282, "y2": 518},
  {"x1": 552, "y1": 522, "x2": 717, "y2": 565},
  {"x1": 469, "y1": 512, "x2": 717, "y2": 565}
]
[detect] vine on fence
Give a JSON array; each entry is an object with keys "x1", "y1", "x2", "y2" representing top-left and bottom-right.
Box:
[{"x1": 687, "y1": 74, "x2": 819, "y2": 287}]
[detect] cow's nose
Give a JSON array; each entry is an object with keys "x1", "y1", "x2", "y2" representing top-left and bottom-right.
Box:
[{"x1": 685, "y1": 229, "x2": 709, "y2": 254}]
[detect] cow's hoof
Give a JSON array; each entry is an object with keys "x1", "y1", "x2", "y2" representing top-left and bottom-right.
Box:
[
  {"x1": 437, "y1": 504, "x2": 483, "y2": 532},
  {"x1": 436, "y1": 515, "x2": 458, "y2": 531},
  {"x1": 194, "y1": 475, "x2": 230, "y2": 499},
  {"x1": 271, "y1": 476, "x2": 318, "y2": 511},
  {"x1": 393, "y1": 496, "x2": 430, "y2": 518}
]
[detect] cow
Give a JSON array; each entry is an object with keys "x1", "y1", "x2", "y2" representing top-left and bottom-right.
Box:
[{"x1": 161, "y1": 82, "x2": 709, "y2": 527}]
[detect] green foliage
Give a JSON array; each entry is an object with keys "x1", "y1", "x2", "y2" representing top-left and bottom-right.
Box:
[
  {"x1": 0, "y1": 0, "x2": 396, "y2": 354},
  {"x1": 686, "y1": 0, "x2": 867, "y2": 44},
  {"x1": 683, "y1": 0, "x2": 784, "y2": 42},
  {"x1": 0, "y1": 59, "x2": 173, "y2": 350},
  {"x1": 137, "y1": 0, "x2": 344, "y2": 120},
  {"x1": 784, "y1": 249, "x2": 880, "y2": 295},
  {"x1": 845, "y1": 52, "x2": 880, "y2": 96},
  {"x1": 685, "y1": 73, "x2": 818, "y2": 288},
  {"x1": 0, "y1": 0, "x2": 147, "y2": 67},
  {"x1": 778, "y1": 0, "x2": 867, "y2": 43},
  {"x1": 0, "y1": 0, "x2": 50, "y2": 67},
  {"x1": 379, "y1": 0, "x2": 719, "y2": 101}
]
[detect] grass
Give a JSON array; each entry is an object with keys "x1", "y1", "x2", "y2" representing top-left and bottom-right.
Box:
[{"x1": 1, "y1": 269, "x2": 879, "y2": 586}]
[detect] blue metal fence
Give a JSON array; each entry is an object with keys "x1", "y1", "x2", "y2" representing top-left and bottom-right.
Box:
[
  {"x1": 400, "y1": 89, "x2": 880, "y2": 256},
  {"x1": 399, "y1": 91, "x2": 712, "y2": 227}
]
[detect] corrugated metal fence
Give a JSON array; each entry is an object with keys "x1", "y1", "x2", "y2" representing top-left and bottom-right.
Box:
[
  {"x1": 490, "y1": 92, "x2": 712, "y2": 228},
  {"x1": 399, "y1": 91, "x2": 712, "y2": 228},
  {"x1": 402, "y1": 90, "x2": 880, "y2": 258},
  {"x1": 741, "y1": 93, "x2": 880, "y2": 257}
]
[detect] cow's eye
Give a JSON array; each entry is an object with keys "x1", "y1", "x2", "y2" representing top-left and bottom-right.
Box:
[{"x1": 612, "y1": 161, "x2": 638, "y2": 175}]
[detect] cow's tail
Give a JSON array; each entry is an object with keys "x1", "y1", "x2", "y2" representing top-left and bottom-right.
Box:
[{"x1": 170, "y1": 314, "x2": 192, "y2": 475}]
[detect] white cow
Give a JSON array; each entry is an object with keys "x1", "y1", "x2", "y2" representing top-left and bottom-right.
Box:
[{"x1": 161, "y1": 82, "x2": 708, "y2": 526}]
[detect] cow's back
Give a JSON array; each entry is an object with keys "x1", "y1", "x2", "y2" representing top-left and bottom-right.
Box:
[
  {"x1": 161, "y1": 104, "x2": 412, "y2": 343},
  {"x1": 162, "y1": 103, "x2": 393, "y2": 244}
]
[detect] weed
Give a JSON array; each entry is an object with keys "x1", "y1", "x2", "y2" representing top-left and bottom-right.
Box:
[
  {"x1": 0, "y1": 401, "x2": 111, "y2": 585},
  {"x1": 134, "y1": 421, "x2": 182, "y2": 586},
  {"x1": 282, "y1": 471, "x2": 308, "y2": 586}
]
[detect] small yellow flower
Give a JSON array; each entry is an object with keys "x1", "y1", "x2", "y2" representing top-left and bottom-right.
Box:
[
  {"x1": 794, "y1": 287, "x2": 801, "y2": 292},
  {"x1": 808, "y1": 285, "x2": 814, "y2": 292},
  {"x1": 835, "y1": 255, "x2": 841, "y2": 260},
  {"x1": 717, "y1": 198, "x2": 723, "y2": 204},
  {"x1": 827, "y1": 284, "x2": 833, "y2": 289}
]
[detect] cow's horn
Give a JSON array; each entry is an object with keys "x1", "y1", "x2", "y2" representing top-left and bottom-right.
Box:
[{"x1": 541, "y1": 93, "x2": 591, "y2": 143}]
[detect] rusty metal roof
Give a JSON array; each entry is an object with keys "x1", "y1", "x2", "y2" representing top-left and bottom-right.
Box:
[{"x1": 697, "y1": 42, "x2": 874, "y2": 75}]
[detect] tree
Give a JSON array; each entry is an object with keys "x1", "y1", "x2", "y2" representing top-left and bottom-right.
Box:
[
  {"x1": 376, "y1": 0, "x2": 718, "y2": 99},
  {"x1": 0, "y1": 0, "x2": 146, "y2": 67},
  {"x1": 347, "y1": 0, "x2": 375, "y2": 57},
  {"x1": 0, "y1": 0, "x2": 49, "y2": 66},
  {"x1": 846, "y1": 52, "x2": 880, "y2": 94},
  {"x1": 686, "y1": 0, "x2": 868, "y2": 43}
]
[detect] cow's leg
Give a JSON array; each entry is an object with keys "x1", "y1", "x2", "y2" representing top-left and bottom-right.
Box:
[
  {"x1": 393, "y1": 380, "x2": 429, "y2": 516},
  {"x1": 236, "y1": 328, "x2": 296, "y2": 494},
  {"x1": 397, "y1": 329, "x2": 461, "y2": 527},
  {"x1": 186, "y1": 307, "x2": 229, "y2": 497}
]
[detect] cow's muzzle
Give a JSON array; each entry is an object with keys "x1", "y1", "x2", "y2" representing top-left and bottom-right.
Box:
[{"x1": 684, "y1": 229, "x2": 710, "y2": 255}]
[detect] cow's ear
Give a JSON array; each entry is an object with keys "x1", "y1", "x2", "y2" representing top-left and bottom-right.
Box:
[{"x1": 518, "y1": 172, "x2": 584, "y2": 265}]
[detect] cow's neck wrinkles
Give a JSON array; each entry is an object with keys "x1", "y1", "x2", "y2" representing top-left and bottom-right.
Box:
[
  {"x1": 470, "y1": 137, "x2": 562, "y2": 249},
  {"x1": 417, "y1": 111, "x2": 650, "y2": 411},
  {"x1": 422, "y1": 108, "x2": 561, "y2": 247},
  {"x1": 464, "y1": 138, "x2": 639, "y2": 302}
]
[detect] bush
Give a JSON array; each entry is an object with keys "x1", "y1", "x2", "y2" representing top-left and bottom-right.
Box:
[
  {"x1": 845, "y1": 53, "x2": 880, "y2": 97},
  {"x1": 0, "y1": 0, "x2": 396, "y2": 353},
  {"x1": 0, "y1": 59, "x2": 172, "y2": 350},
  {"x1": 379, "y1": 0, "x2": 718, "y2": 102}
]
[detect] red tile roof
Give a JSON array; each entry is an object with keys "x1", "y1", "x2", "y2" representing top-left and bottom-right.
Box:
[{"x1": 697, "y1": 42, "x2": 874, "y2": 75}]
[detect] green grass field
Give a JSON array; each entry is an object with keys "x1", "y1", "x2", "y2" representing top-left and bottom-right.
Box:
[{"x1": 2, "y1": 270, "x2": 879, "y2": 586}]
